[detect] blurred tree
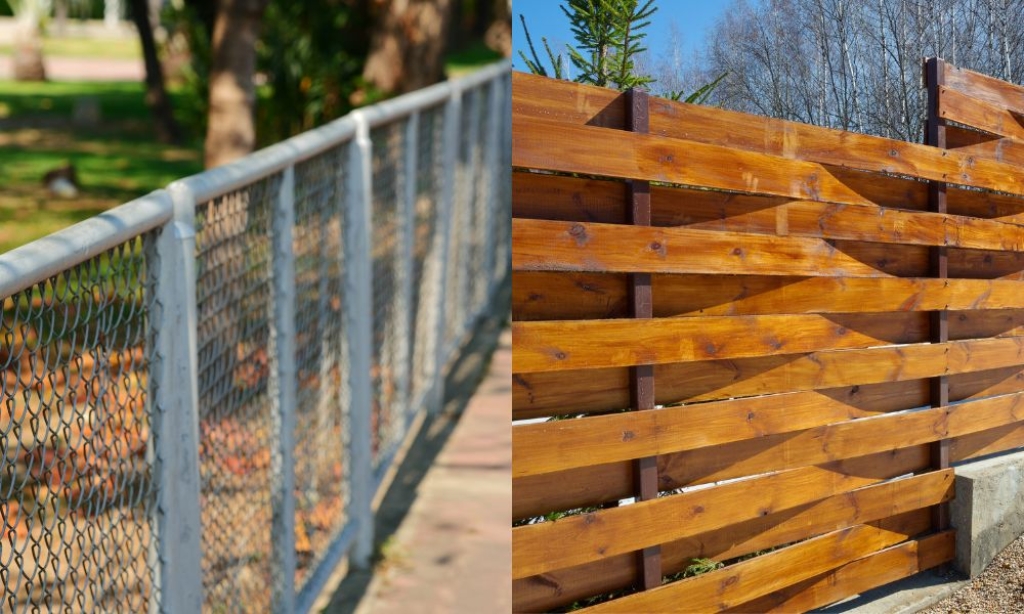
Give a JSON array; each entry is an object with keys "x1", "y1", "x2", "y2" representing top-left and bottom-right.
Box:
[
  {"x1": 203, "y1": 0, "x2": 270, "y2": 168},
  {"x1": 362, "y1": 0, "x2": 454, "y2": 95},
  {"x1": 129, "y1": 0, "x2": 182, "y2": 144},
  {"x1": 256, "y1": 0, "x2": 369, "y2": 145},
  {"x1": 3, "y1": 0, "x2": 47, "y2": 80}
]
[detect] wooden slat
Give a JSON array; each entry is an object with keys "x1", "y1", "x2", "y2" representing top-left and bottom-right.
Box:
[
  {"x1": 514, "y1": 387, "x2": 910, "y2": 478},
  {"x1": 953, "y1": 422, "x2": 1024, "y2": 463},
  {"x1": 514, "y1": 165, "x2": 1024, "y2": 227},
  {"x1": 939, "y1": 85, "x2": 1024, "y2": 141},
  {"x1": 731, "y1": 531, "x2": 954, "y2": 613},
  {"x1": 514, "y1": 479, "x2": 936, "y2": 612},
  {"x1": 512, "y1": 311, "x2": 927, "y2": 374},
  {"x1": 513, "y1": 388, "x2": 1024, "y2": 519},
  {"x1": 948, "y1": 135, "x2": 1024, "y2": 171},
  {"x1": 513, "y1": 336, "x2": 1024, "y2": 420},
  {"x1": 513, "y1": 272, "x2": 1024, "y2": 320},
  {"x1": 516, "y1": 116, "x2": 881, "y2": 204},
  {"x1": 950, "y1": 309, "x2": 1024, "y2": 340},
  {"x1": 951, "y1": 364, "x2": 1024, "y2": 401},
  {"x1": 512, "y1": 218, "x2": 898, "y2": 278},
  {"x1": 513, "y1": 71, "x2": 1024, "y2": 197},
  {"x1": 512, "y1": 453, "x2": 952, "y2": 579},
  {"x1": 579, "y1": 523, "x2": 948, "y2": 613},
  {"x1": 942, "y1": 62, "x2": 1024, "y2": 118},
  {"x1": 513, "y1": 172, "x2": 1024, "y2": 255}
]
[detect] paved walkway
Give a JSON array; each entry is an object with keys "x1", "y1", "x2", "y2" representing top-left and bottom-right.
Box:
[
  {"x1": 0, "y1": 56, "x2": 143, "y2": 81},
  {"x1": 319, "y1": 311, "x2": 511, "y2": 614}
]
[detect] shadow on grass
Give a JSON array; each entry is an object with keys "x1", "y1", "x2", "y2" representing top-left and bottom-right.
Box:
[{"x1": 319, "y1": 279, "x2": 510, "y2": 614}]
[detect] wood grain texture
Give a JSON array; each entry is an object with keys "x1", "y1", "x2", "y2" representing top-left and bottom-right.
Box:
[
  {"x1": 939, "y1": 86, "x2": 1024, "y2": 141},
  {"x1": 731, "y1": 531, "x2": 954, "y2": 613},
  {"x1": 513, "y1": 218, "x2": 897, "y2": 278},
  {"x1": 514, "y1": 490, "x2": 935, "y2": 613},
  {"x1": 512, "y1": 311, "x2": 927, "y2": 373},
  {"x1": 514, "y1": 173, "x2": 1024, "y2": 253},
  {"x1": 514, "y1": 71, "x2": 1024, "y2": 197},
  {"x1": 513, "y1": 388, "x2": 1024, "y2": 518},
  {"x1": 580, "y1": 524, "x2": 950, "y2": 613},
  {"x1": 513, "y1": 336, "x2": 1024, "y2": 419},
  {"x1": 514, "y1": 164, "x2": 1024, "y2": 226},
  {"x1": 942, "y1": 62, "x2": 1024, "y2": 118},
  {"x1": 513, "y1": 272, "x2": 1024, "y2": 321},
  {"x1": 514, "y1": 387, "x2": 914, "y2": 478},
  {"x1": 512, "y1": 456, "x2": 952, "y2": 579}
]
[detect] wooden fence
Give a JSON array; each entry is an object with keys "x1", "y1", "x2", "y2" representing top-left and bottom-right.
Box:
[{"x1": 511, "y1": 58, "x2": 1024, "y2": 612}]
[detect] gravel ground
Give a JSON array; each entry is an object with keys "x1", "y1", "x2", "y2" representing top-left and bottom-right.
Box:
[{"x1": 920, "y1": 535, "x2": 1024, "y2": 613}]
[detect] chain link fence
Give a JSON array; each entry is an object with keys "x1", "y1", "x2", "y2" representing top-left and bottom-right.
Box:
[
  {"x1": 1, "y1": 236, "x2": 156, "y2": 613},
  {"x1": 0, "y1": 60, "x2": 510, "y2": 614}
]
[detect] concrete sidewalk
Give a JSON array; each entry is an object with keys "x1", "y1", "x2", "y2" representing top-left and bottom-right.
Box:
[{"x1": 318, "y1": 309, "x2": 511, "y2": 614}]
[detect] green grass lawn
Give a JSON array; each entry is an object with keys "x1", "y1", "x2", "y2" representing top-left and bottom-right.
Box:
[{"x1": 0, "y1": 80, "x2": 202, "y2": 253}]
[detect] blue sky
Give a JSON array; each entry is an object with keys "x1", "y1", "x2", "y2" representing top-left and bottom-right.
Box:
[{"x1": 511, "y1": 0, "x2": 739, "y2": 75}]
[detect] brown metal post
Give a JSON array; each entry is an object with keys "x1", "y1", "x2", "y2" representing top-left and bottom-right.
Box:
[
  {"x1": 924, "y1": 57, "x2": 951, "y2": 531},
  {"x1": 626, "y1": 87, "x2": 662, "y2": 591}
]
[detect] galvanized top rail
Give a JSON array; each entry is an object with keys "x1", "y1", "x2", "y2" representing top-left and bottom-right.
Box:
[
  {"x1": 0, "y1": 59, "x2": 512, "y2": 296},
  {"x1": 0, "y1": 192, "x2": 172, "y2": 298}
]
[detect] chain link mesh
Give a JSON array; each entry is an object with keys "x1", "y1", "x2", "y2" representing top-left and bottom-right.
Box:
[
  {"x1": 410, "y1": 104, "x2": 446, "y2": 406},
  {"x1": 194, "y1": 176, "x2": 280, "y2": 612},
  {"x1": 292, "y1": 146, "x2": 350, "y2": 593},
  {"x1": 468, "y1": 82, "x2": 493, "y2": 323},
  {"x1": 1, "y1": 235, "x2": 156, "y2": 613},
  {"x1": 370, "y1": 119, "x2": 411, "y2": 469}
]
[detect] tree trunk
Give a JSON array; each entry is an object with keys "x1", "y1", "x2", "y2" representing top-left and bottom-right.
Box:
[
  {"x1": 362, "y1": 0, "x2": 453, "y2": 95},
  {"x1": 129, "y1": 0, "x2": 182, "y2": 144},
  {"x1": 204, "y1": 0, "x2": 269, "y2": 169},
  {"x1": 12, "y1": 7, "x2": 46, "y2": 82}
]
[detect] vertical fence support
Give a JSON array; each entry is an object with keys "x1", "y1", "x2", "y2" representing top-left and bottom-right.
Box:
[
  {"x1": 346, "y1": 111, "x2": 376, "y2": 566},
  {"x1": 150, "y1": 184, "x2": 204, "y2": 614},
  {"x1": 625, "y1": 87, "x2": 662, "y2": 591},
  {"x1": 269, "y1": 166, "x2": 298, "y2": 613},
  {"x1": 399, "y1": 113, "x2": 418, "y2": 417},
  {"x1": 428, "y1": 87, "x2": 462, "y2": 414},
  {"x1": 924, "y1": 57, "x2": 951, "y2": 532}
]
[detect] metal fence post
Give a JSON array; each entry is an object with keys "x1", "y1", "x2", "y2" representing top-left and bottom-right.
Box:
[
  {"x1": 346, "y1": 111, "x2": 376, "y2": 566},
  {"x1": 150, "y1": 184, "x2": 204, "y2": 614},
  {"x1": 428, "y1": 87, "x2": 461, "y2": 414},
  {"x1": 269, "y1": 166, "x2": 298, "y2": 613}
]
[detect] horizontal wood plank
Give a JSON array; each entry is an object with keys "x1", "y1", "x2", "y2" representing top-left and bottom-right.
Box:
[
  {"x1": 515, "y1": 165, "x2": 1024, "y2": 227},
  {"x1": 513, "y1": 336, "x2": 1024, "y2": 420},
  {"x1": 514, "y1": 387, "x2": 1024, "y2": 518},
  {"x1": 512, "y1": 454, "x2": 952, "y2": 579},
  {"x1": 580, "y1": 523, "x2": 948, "y2": 613},
  {"x1": 514, "y1": 71, "x2": 1024, "y2": 197},
  {"x1": 513, "y1": 272, "x2": 1024, "y2": 320},
  {"x1": 514, "y1": 478, "x2": 936, "y2": 612},
  {"x1": 512, "y1": 218, "x2": 897, "y2": 278},
  {"x1": 512, "y1": 311, "x2": 927, "y2": 373},
  {"x1": 514, "y1": 172, "x2": 1024, "y2": 253},
  {"x1": 514, "y1": 387, "x2": 911, "y2": 478},
  {"x1": 942, "y1": 63, "x2": 1024, "y2": 118},
  {"x1": 939, "y1": 85, "x2": 1024, "y2": 141},
  {"x1": 732, "y1": 531, "x2": 954, "y2": 613}
]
